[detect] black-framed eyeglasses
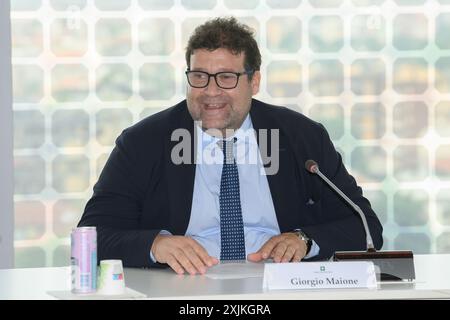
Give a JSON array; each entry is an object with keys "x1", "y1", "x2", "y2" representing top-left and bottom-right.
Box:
[{"x1": 185, "y1": 70, "x2": 254, "y2": 89}]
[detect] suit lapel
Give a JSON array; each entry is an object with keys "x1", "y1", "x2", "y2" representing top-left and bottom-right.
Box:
[
  {"x1": 165, "y1": 101, "x2": 196, "y2": 235},
  {"x1": 250, "y1": 99, "x2": 302, "y2": 232}
]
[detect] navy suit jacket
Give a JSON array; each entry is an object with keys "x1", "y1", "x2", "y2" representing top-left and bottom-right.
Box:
[{"x1": 78, "y1": 99, "x2": 383, "y2": 267}]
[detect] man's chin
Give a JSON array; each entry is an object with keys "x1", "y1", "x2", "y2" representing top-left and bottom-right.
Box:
[{"x1": 199, "y1": 121, "x2": 232, "y2": 136}]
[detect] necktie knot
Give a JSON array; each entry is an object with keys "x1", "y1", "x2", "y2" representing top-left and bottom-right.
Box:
[{"x1": 218, "y1": 137, "x2": 237, "y2": 164}]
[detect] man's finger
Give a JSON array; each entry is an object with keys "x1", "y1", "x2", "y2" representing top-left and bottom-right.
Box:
[
  {"x1": 247, "y1": 252, "x2": 263, "y2": 262},
  {"x1": 272, "y1": 242, "x2": 288, "y2": 263},
  {"x1": 166, "y1": 255, "x2": 186, "y2": 275},
  {"x1": 281, "y1": 246, "x2": 296, "y2": 263},
  {"x1": 292, "y1": 249, "x2": 302, "y2": 262},
  {"x1": 259, "y1": 236, "x2": 283, "y2": 259},
  {"x1": 184, "y1": 247, "x2": 209, "y2": 274},
  {"x1": 173, "y1": 249, "x2": 198, "y2": 275},
  {"x1": 189, "y1": 239, "x2": 219, "y2": 267}
]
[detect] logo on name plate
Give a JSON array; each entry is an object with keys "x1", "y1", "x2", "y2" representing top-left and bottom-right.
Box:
[{"x1": 315, "y1": 265, "x2": 331, "y2": 274}]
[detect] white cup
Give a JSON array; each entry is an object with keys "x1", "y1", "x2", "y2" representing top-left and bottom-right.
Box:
[{"x1": 97, "y1": 260, "x2": 126, "y2": 295}]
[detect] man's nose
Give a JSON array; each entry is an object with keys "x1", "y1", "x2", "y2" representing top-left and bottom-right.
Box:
[{"x1": 204, "y1": 76, "x2": 222, "y2": 95}]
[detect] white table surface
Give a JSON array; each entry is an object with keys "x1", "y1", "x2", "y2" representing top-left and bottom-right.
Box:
[{"x1": 1, "y1": 254, "x2": 450, "y2": 300}]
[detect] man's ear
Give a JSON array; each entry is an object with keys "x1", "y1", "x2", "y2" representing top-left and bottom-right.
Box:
[{"x1": 251, "y1": 71, "x2": 261, "y2": 96}]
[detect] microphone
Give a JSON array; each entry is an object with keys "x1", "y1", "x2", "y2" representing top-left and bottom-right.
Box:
[
  {"x1": 305, "y1": 160, "x2": 376, "y2": 252},
  {"x1": 305, "y1": 160, "x2": 415, "y2": 281}
]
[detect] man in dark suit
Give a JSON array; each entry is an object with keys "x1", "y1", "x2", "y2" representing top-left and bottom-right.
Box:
[{"x1": 78, "y1": 17, "x2": 383, "y2": 275}]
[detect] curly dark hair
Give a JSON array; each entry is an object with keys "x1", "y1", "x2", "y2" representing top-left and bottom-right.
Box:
[{"x1": 185, "y1": 17, "x2": 261, "y2": 77}]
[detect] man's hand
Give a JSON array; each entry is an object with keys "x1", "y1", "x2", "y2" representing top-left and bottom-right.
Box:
[
  {"x1": 247, "y1": 233, "x2": 308, "y2": 263},
  {"x1": 151, "y1": 234, "x2": 219, "y2": 275}
]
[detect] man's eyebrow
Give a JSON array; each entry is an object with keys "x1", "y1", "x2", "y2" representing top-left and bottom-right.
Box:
[{"x1": 189, "y1": 68, "x2": 207, "y2": 72}]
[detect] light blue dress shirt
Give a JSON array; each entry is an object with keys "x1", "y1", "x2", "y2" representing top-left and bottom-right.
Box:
[
  {"x1": 186, "y1": 114, "x2": 280, "y2": 258},
  {"x1": 151, "y1": 114, "x2": 319, "y2": 262}
]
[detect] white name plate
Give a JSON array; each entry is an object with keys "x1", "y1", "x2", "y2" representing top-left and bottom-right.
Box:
[{"x1": 263, "y1": 261, "x2": 377, "y2": 290}]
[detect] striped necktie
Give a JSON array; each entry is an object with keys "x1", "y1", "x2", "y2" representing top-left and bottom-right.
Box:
[{"x1": 218, "y1": 138, "x2": 246, "y2": 261}]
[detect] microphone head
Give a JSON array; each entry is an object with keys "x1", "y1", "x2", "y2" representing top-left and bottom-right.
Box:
[{"x1": 305, "y1": 160, "x2": 319, "y2": 173}]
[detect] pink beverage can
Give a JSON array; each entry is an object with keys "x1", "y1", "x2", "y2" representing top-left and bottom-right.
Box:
[{"x1": 71, "y1": 227, "x2": 97, "y2": 294}]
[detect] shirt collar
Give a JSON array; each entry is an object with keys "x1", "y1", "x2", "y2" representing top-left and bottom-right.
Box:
[{"x1": 196, "y1": 114, "x2": 257, "y2": 151}]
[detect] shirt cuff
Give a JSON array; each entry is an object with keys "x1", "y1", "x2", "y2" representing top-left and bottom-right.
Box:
[
  {"x1": 149, "y1": 230, "x2": 172, "y2": 263},
  {"x1": 303, "y1": 240, "x2": 319, "y2": 260}
]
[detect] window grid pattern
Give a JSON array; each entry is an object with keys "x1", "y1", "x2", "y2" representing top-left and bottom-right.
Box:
[{"x1": 10, "y1": 0, "x2": 450, "y2": 267}]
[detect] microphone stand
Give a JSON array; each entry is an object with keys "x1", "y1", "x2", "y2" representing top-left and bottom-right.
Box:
[{"x1": 306, "y1": 160, "x2": 415, "y2": 281}]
